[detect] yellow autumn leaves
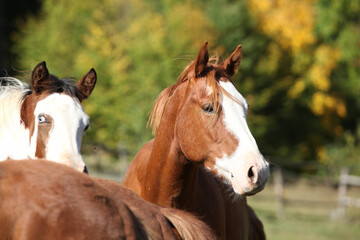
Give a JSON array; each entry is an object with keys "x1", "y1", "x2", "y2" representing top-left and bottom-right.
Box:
[
  {"x1": 248, "y1": 0, "x2": 316, "y2": 52},
  {"x1": 249, "y1": 0, "x2": 346, "y2": 120}
]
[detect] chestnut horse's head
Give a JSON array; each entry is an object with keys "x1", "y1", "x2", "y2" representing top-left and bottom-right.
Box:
[
  {"x1": 0, "y1": 61, "x2": 96, "y2": 173},
  {"x1": 150, "y1": 42, "x2": 269, "y2": 195}
]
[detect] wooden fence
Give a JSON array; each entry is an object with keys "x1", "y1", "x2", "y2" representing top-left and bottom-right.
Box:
[
  {"x1": 272, "y1": 167, "x2": 360, "y2": 220},
  {"x1": 334, "y1": 167, "x2": 360, "y2": 219}
]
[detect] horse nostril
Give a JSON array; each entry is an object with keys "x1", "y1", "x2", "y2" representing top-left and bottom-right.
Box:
[
  {"x1": 247, "y1": 166, "x2": 257, "y2": 183},
  {"x1": 83, "y1": 166, "x2": 89, "y2": 174}
]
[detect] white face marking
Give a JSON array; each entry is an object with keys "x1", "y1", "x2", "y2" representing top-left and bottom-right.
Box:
[
  {"x1": 214, "y1": 81, "x2": 269, "y2": 194},
  {"x1": 29, "y1": 93, "x2": 89, "y2": 172}
]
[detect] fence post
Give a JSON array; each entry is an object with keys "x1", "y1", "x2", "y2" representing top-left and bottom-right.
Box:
[
  {"x1": 336, "y1": 167, "x2": 349, "y2": 219},
  {"x1": 274, "y1": 167, "x2": 285, "y2": 219}
]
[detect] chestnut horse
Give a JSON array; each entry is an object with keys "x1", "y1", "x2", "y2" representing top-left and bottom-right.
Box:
[
  {"x1": 0, "y1": 160, "x2": 216, "y2": 240},
  {"x1": 122, "y1": 42, "x2": 269, "y2": 239},
  {"x1": 0, "y1": 62, "x2": 96, "y2": 172}
]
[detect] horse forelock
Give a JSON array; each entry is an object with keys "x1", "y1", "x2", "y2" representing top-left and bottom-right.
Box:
[{"x1": 37, "y1": 75, "x2": 86, "y2": 102}]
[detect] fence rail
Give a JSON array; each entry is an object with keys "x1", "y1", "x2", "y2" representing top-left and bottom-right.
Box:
[
  {"x1": 271, "y1": 167, "x2": 360, "y2": 220},
  {"x1": 334, "y1": 167, "x2": 360, "y2": 219}
]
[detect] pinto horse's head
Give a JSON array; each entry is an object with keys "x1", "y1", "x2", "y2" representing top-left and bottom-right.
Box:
[
  {"x1": 150, "y1": 42, "x2": 269, "y2": 195},
  {"x1": 20, "y1": 61, "x2": 96, "y2": 173}
]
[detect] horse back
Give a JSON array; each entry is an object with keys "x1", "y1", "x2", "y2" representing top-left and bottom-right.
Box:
[
  {"x1": 96, "y1": 178, "x2": 179, "y2": 239},
  {"x1": 0, "y1": 160, "x2": 150, "y2": 240}
]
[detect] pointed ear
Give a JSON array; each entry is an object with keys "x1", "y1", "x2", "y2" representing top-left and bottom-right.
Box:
[
  {"x1": 77, "y1": 68, "x2": 97, "y2": 101},
  {"x1": 221, "y1": 44, "x2": 242, "y2": 78},
  {"x1": 31, "y1": 61, "x2": 50, "y2": 93},
  {"x1": 194, "y1": 42, "x2": 209, "y2": 78}
]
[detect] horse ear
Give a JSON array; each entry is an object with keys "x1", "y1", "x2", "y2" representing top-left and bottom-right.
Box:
[
  {"x1": 77, "y1": 68, "x2": 97, "y2": 101},
  {"x1": 194, "y1": 42, "x2": 209, "y2": 78},
  {"x1": 31, "y1": 61, "x2": 50, "y2": 93},
  {"x1": 221, "y1": 44, "x2": 242, "y2": 78}
]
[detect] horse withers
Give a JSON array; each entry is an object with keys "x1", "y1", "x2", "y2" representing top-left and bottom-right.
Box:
[
  {"x1": 0, "y1": 62, "x2": 96, "y2": 172},
  {"x1": 122, "y1": 42, "x2": 269, "y2": 239}
]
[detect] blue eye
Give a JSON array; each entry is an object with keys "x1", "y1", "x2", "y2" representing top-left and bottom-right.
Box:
[{"x1": 38, "y1": 115, "x2": 47, "y2": 124}]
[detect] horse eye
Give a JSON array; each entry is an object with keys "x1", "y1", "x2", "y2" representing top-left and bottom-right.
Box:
[
  {"x1": 38, "y1": 115, "x2": 47, "y2": 124},
  {"x1": 202, "y1": 103, "x2": 214, "y2": 114}
]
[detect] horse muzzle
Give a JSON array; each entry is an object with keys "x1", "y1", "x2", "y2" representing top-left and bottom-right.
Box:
[{"x1": 230, "y1": 161, "x2": 269, "y2": 196}]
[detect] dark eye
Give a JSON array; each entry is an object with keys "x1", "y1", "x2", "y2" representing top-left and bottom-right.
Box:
[
  {"x1": 38, "y1": 115, "x2": 47, "y2": 124},
  {"x1": 202, "y1": 103, "x2": 214, "y2": 114},
  {"x1": 84, "y1": 124, "x2": 90, "y2": 131}
]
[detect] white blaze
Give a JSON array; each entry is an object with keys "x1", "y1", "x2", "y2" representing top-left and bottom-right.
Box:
[{"x1": 214, "y1": 81, "x2": 268, "y2": 193}]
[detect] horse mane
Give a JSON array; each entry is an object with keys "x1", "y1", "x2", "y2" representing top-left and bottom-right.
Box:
[
  {"x1": 0, "y1": 77, "x2": 31, "y2": 99},
  {"x1": 0, "y1": 78, "x2": 31, "y2": 135},
  {"x1": 148, "y1": 84, "x2": 178, "y2": 135},
  {"x1": 148, "y1": 55, "x2": 223, "y2": 135},
  {"x1": 160, "y1": 207, "x2": 218, "y2": 240}
]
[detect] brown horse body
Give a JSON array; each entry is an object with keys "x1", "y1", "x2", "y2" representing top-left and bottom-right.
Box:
[
  {"x1": 0, "y1": 160, "x2": 216, "y2": 240},
  {"x1": 122, "y1": 43, "x2": 268, "y2": 239}
]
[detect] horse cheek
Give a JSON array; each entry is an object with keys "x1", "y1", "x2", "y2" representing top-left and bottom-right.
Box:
[{"x1": 176, "y1": 110, "x2": 208, "y2": 162}]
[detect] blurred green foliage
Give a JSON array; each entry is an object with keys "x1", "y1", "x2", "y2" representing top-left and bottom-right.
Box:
[{"x1": 12, "y1": 0, "x2": 360, "y2": 174}]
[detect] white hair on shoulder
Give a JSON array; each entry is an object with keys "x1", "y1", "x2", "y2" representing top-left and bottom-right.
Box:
[
  {"x1": 0, "y1": 77, "x2": 30, "y2": 98},
  {"x1": 0, "y1": 77, "x2": 32, "y2": 160}
]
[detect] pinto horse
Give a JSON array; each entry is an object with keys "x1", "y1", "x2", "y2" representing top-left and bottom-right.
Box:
[
  {"x1": 0, "y1": 160, "x2": 216, "y2": 240},
  {"x1": 122, "y1": 42, "x2": 269, "y2": 239},
  {"x1": 0, "y1": 61, "x2": 96, "y2": 172}
]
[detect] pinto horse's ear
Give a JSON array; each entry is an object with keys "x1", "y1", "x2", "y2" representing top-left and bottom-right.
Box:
[
  {"x1": 221, "y1": 44, "x2": 242, "y2": 78},
  {"x1": 77, "y1": 68, "x2": 97, "y2": 101},
  {"x1": 31, "y1": 61, "x2": 50, "y2": 94},
  {"x1": 194, "y1": 42, "x2": 209, "y2": 78}
]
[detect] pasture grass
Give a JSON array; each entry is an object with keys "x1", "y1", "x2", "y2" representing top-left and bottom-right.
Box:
[{"x1": 248, "y1": 180, "x2": 360, "y2": 240}]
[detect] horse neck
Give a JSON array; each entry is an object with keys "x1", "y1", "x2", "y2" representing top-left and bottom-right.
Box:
[
  {"x1": 0, "y1": 89, "x2": 30, "y2": 160},
  {"x1": 142, "y1": 95, "x2": 199, "y2": 208},
  {"x1": 142, "y1": 128, "x2": 199, "y2": 208}
]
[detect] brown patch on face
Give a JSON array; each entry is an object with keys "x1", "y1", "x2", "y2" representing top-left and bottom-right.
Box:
[
  {"x1": 35, "y1": 114, "x2": 53, "y2": 159},
  {"x1": 20, "y1": 93, "x2": 51, "y2": 142},
  {"x1": 20, "y1": 95, "x2": 36, "y2": 141}
]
